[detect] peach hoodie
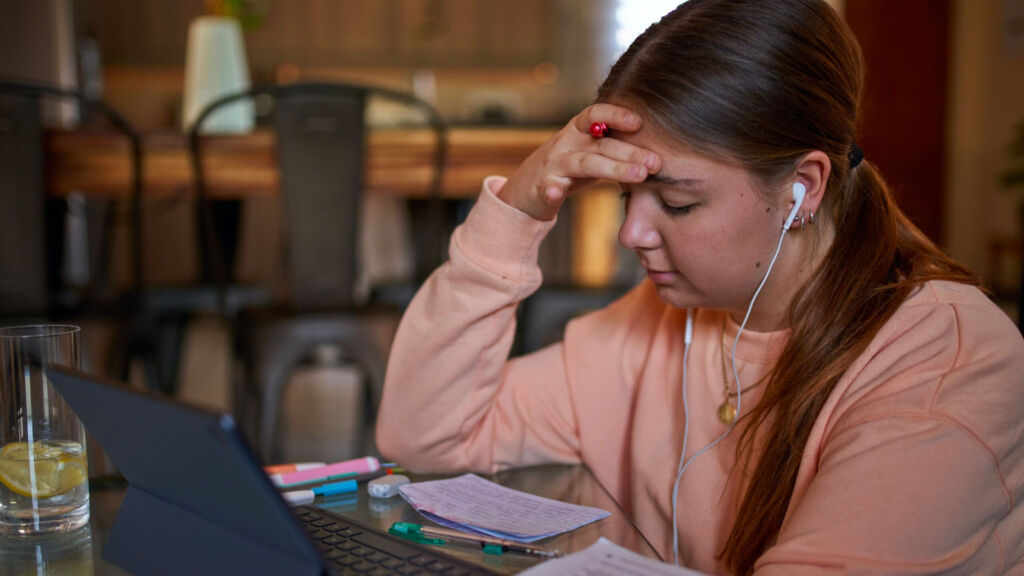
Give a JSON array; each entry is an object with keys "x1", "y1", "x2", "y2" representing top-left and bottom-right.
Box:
[{"x1": 377, "y1": 177, "x2": 1024, "y2": 575}]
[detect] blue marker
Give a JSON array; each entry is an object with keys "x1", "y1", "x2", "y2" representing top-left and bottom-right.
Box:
[{"x1": 281, "y1": 479, "x2": 357, "y2": 506}]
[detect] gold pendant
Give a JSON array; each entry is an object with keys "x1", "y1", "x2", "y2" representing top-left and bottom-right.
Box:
[{"x1": 717, "y1": 401, "x2": 737, "y2": 425}]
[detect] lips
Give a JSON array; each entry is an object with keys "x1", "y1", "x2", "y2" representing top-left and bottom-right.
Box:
[{"x1": 645, "y1": 268, "x2": 677, "y2": 284}]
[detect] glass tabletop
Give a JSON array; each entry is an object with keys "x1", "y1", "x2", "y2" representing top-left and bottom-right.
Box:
[
  {"x1": 0, "y1": 464, "x2": 657, "y2": 575},
  {"x1": 316, "y1": 464, "x2": 660, "y2": 574}
]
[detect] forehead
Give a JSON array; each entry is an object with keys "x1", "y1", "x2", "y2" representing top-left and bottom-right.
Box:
[{"x1": 617, "y1": 123, "x2": 753, "y2": 187}]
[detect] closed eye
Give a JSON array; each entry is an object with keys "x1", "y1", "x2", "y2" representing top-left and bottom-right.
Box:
[
  {"x1": 660, "y1": 198, "x2": 695, "y2": 217},
  {"x1": 621, "y1": 190, "x2": 696, "y2": 217}
]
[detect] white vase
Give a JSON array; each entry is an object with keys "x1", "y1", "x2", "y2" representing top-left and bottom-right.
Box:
[{"x1": 182, "y1": 16, "x2": 254, "y2": 133}]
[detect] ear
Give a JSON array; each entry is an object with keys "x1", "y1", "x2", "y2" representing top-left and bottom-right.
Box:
[{"x1": 792, "y1": 150, "x2": 831, "y2": 214}]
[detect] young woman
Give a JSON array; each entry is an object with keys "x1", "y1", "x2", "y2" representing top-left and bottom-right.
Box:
[{"x1": 376, "y1": 0, "x2": 1024, "y2": 573}]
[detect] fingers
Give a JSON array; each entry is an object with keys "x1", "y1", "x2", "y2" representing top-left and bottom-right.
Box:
[
  {"x1": 564, "y1": 149, "x2": 647, "y2": 183},
  {"x1": 541, "y1": 178, "x2": 572, "y2": 207},
  {"x1": 587, "y1": 137, "x2": 662, "y2": 178},
  {"x1": 573, "y1": 103, "x2": 643, "y2": 137},
  {"x1": 539, "y1": 148, "x2": 651, "y2": 211},
  {"x1": 498, "y1": 103, "x2": 659, "y2": 221},
  {"x1": 565, "y1": 104, "x2": 660, "y2": 180},
  {"x1": 539, "y1": 144, "x2": 652, "y2": 206},
  {"x1": 547, "y1": 123, "x2": 659, "y2": 187}
]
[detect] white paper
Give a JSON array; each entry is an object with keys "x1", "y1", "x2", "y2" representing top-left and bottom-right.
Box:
[
  {"x1": 398, "y1": 473, "x2": 609, "y2": 542},
  {"x1": 519, "y1": 537, "x2": 710, "y2": 576}
]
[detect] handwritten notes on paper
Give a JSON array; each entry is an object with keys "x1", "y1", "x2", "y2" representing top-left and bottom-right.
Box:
[
  {"x1": 398, "y1": 473, "x2": 610, "y2": 543},
  {"x1": 520, "y1": 538, "x2": 710, "y2": 576}
]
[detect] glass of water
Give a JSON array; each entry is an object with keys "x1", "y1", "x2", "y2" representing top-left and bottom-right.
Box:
[{"x1": 0, "y1": 325, "x2": 89, "y2": 535}]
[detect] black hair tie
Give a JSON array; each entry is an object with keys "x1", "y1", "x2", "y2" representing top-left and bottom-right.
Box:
[{"x1": 848, "y1": 143, "x2": 864, "y2": 169}]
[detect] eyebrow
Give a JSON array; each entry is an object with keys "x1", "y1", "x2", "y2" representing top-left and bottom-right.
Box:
[{"x1": 643, "y1": 173, "x2": 704, "y2": 187}]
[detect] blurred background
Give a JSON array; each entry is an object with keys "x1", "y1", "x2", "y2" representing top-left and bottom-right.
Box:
[{"x1": 1, "y1": 0, "x2": 1021, "y2": 469}]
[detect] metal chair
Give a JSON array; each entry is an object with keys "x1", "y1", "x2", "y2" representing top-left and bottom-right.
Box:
[
  {"x1": 0, "y1": 80, "x2": 144, "y2": 365},
  {"x1": 0, "y1": 81, "x2": 154, "y2": 403},
  {"x1": 188, "y1": 82, "x2": 447, "y2": 462},
  {"x1": 0, "y1": 81, "x2": 151, "y2": 481}
]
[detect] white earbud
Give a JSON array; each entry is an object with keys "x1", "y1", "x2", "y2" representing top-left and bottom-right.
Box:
[
  {"x1": 672, "y1": 182, "x2": 807, "y2": 564},
  {"x1": 783, "y1": 182, "x2": 806, "y2": 231}
]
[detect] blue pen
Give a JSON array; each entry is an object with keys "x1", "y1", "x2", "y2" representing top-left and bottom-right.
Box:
[{"x1": 281, "y1": 479, "x2": 357, "y2": 506}]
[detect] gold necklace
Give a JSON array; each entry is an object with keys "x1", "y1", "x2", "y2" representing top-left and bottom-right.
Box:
[{"x1": 716, "y1": 315, "x2": 766, "y2": 425}]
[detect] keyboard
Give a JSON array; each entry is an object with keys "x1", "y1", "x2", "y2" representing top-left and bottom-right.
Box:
[{"x1": 294, "y1": 505, "x2": 502, "y2": 576}]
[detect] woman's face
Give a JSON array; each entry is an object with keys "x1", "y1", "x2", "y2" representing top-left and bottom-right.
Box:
[{"x1": 616, "y1": 126, "x2": 795, "y2": 317}]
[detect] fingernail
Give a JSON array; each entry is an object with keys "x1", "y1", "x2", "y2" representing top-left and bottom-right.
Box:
[
  {"x1": 628, "y1": 165, "x2": 644, "y2": 179},
  {"x1": 643, "y1": 154, "x2": 658, "y2": 169}
]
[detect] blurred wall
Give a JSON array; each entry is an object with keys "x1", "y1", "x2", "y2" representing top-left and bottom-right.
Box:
[
  {"x1": 947, "y1": 0, "x2": 1024, "y2": 293},
  {"x1": 847, "y1": 0, "x2": 951, "y2": 244},
  {"x1": 5, "y1": 0, "x2": 1020, "y2": 299},
  {"x1": 0, "y1": 0, "x2": 77, "y2": 86},
  {"x1": 79, "y1": 0, "x2": 617, "y2": 127},
  {"x1": 0, "y1": 0, "x2": 79, "y2": 126}
]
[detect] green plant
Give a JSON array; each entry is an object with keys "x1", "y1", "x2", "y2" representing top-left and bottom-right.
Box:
[{"x1": 205, "y1": 0, "x2": 269, "y2": 30}]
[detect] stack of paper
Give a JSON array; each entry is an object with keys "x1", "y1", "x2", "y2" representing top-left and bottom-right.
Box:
[
  {"x1": 520, "y1": 538, "x2": 710, "y2": 576},
  {"x1": 398, "y1": 473, "x2": 610, "y2": 543}
]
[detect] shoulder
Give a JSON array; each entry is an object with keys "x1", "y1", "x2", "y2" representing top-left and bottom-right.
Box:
[
  {"x1": 839, "y1": 281, "x2": 1020, "y2": 377},
  {"x1": 893, "y1": 280, "x2": 1016, "y2": 335},
  {"x1": 856, "y1": 281, "x2": 1023, "y2": 385},
  {"x1": 826, "y1": 280, "x2": 1024, "y2": 463},
  {"x1": 805, "y1": 282, "x2": 1024, "y2": 563}
]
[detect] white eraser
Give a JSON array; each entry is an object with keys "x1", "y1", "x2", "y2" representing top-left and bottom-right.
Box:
[
  {"x1": 368, "y1": 474, "x2": 410, "y2": 499},
  {"x1": 282, "y1": 490, "x2": 315, "y2": 507}
]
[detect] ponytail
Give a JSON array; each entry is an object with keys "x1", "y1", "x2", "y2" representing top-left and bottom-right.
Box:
[
  {"x1": 721, "y1": 161, "x2": 980, "y2": 575},
  {"x1": 594, "y1": 2, "x2": 983, "y2": 572}
]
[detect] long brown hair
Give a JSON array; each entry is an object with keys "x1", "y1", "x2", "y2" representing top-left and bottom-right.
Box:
[{"x1": 596, "y1": 0, "x2": 981, "y2": 573}]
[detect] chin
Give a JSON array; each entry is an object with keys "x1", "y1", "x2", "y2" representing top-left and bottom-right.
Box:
[{"x1": 650, "y1": 283, "x2": 701, "y2": 311}]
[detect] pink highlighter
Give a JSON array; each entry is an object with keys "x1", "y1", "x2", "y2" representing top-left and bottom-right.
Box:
[
  {"x1": 269, "y1": 456, "x2": 380, "y2": 487},
  {"x1": 263, "y1": 462, "x2": 326, "y2": 475}
]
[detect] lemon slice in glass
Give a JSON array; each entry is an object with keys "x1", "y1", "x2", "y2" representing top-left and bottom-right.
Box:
[{"x1": 0, "y1": 441, "x2": 87, "y2": 498}]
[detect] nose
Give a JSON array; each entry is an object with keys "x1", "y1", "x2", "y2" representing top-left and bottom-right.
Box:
[{"x1": 618, "y1": 196, "x2": 661, "y2": 250}]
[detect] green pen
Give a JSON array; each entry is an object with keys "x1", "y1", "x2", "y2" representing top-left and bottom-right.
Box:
[
  {"x1": 388, "y1": 522, "x2": 561, "y2": 558},
  {"x1": 388, "y1": 522, "x2": 446, "y2": 545}
]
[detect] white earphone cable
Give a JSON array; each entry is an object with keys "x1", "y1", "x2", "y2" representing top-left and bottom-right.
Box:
[
  {"x1": 731, "y1": 225, "x2": 789, "y2": 430},
  {"x1": 671, "y1": 310, "x2": 692, "y2": 565},
  {"x1": 670, "y1": 227, "x2": 790, "y2": 566}
]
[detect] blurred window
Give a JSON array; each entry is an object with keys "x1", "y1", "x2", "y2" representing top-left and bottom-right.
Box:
[{"x1": 615, "y1": 0, "x2": 687, "y2": 53}]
